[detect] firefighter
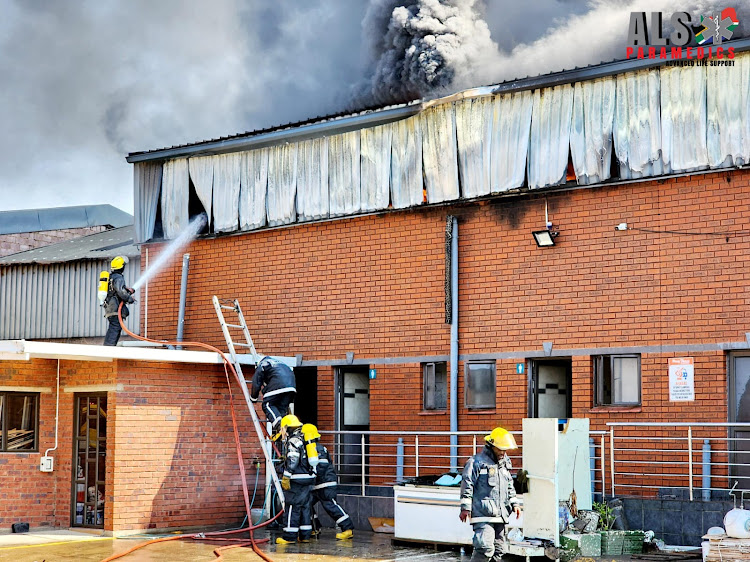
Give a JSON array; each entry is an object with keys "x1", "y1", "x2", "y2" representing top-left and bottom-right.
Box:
[
  {"x1": 103, "y1": 256, "x2": 135, "y2": 346},
  {"x1": 459, "y1": 426, "x2": 522, "y2": 562},
  {"x1": 250, "y1": 356, "x2": 296, "y2": 435},
  {"x1": 302, "y1": 423, "x2": 354, "y2": 540},
  {"x1": 276, "y1": 415, "x2": 315, "y2": 544}
]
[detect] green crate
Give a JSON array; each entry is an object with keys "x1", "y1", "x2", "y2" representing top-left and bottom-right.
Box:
[{"x1": 600, "y1": 530, "x2": 645, "y2": 555}]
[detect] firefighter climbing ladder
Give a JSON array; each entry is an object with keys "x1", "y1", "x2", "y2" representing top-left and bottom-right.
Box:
[{"x1": 212, "y1": 295, "x2": 285, "y2": 509}]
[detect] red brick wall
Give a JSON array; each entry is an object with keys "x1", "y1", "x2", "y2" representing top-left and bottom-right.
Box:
[
  {"x1": 0, "y1": 359, "x2": 113, "y2": 530},
  {"x1": 0, "y1": 226, "x2": 106, "y2": 257},
  {"x1": 110, "y1": 360, "x2": 263, "y2": 532},
  {"x1": 140, "y1": 169, "x2": 750, "y2": 482},
  {"x1": 0, "y1": 358, "x2": 264, "y2": 532}
]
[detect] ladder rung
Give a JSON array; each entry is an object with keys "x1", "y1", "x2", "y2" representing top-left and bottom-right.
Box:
[
  {"x1": 225, "y1": 323, "x2": 245, "y2": 329},
  {"x1": 233, "y1": 342, "x2": 253, "y2": 347},
  {"x1": 220, "y1": 305, "x2": 236, "y2": 310}
]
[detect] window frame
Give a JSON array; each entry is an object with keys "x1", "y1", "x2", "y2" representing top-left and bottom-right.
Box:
[
  {"x1": 0, "y1": 391, "x2": 40, "y2": 452},
  {"x1": 422, "y1": 362, "x2": 448, "y2": 411},
  {"x1": 464, "y1": 361, "x2": 497, "y2": 410},
  {"x1": 594, "y1": 354, "x2": 641, "y2": 406}
]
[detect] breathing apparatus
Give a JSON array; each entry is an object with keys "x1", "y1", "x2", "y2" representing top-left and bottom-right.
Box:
[
  {"x1": 301, "y1": 423, "x2": 320, "y2": 470},
  {"x1": 97, "y1": 271, "x2": 110, "y2": 306}
]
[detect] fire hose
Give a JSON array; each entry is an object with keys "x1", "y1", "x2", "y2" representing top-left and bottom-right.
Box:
[{"x1": 100, "y1": 301, "x2": 281, "y2": 562}]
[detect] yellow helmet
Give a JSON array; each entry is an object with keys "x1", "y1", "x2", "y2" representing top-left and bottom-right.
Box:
[
  {"x1": 111, "y1": 256, "x2": 126, "y2": 270},
  {"x1": 485, "y1": 427, "x2": 518, "y2": 450},
  {"x1": 280, "y1": 414, "x2": 302, "y2": 430},
  {"x1": 301, "y1": 423, "x2": 320, "y2": 441}
]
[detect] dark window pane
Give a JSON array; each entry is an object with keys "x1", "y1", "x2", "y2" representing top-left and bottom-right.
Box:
[
  {"x1": 6, "y1": 394, "x2": 37, "y2": 451},
  {"x1": 434, "y1": 363, "x2": 448, "y2": 410},
  {"x1": 466, "y1": 363, "x2": 495, "y2": 409}
]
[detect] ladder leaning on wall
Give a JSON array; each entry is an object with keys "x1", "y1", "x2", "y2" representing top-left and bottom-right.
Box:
[{"x1": 212, "y1": 295, "x2": 285, "y2": 512}]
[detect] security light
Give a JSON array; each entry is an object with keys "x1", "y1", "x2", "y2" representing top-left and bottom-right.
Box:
[{"x1": 532, "y1": 230, "x2": 558, "y2": 247}]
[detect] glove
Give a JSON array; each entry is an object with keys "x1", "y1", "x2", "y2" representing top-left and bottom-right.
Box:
[
  {"x1": 459, "y1": 509, "x2": 470, "y2": 523},
  {"x1": 281, "y1": 476, "x2": 291, "y2": 490},
  {"x1": 127, "y1": 287, "x2": 135, "y2": 294},
  {"x1": 513, "y1": 505, "x2": 522, "y2": 519}
]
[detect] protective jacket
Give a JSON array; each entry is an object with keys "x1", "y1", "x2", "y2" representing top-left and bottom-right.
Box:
[
  {"x1": 460, "y1": 444, "x2": 519, "y2": 524},
  {"x1": 250, "y1": 357, "x2": 296, "y2": 402},
  {"x1": 282, "y1": 429, "x2": 315, "y2": 485},
  {"x1": 104, "y1": 271, "x2": 134, "y2": 319},
  {"x1": 312, "y1": 443, "x2": 338, "y2": 498}
]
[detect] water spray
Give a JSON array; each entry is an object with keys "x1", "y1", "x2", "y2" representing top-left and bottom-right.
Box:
[{"x1": 132, "y1": 213, "x2": 207, "y2": 291}]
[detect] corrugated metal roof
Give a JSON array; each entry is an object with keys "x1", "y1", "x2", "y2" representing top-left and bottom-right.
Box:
[
  {"x1": 126, "y1": 38, "x2": 750, "y2": 164},
  {"x1": 0, "y1": 259, "x2": 141, "y2": 339},
  {"x1": 0, "y1": 204, "x2": 133, "y2": 235},
  {"x1": 0, "y1": 225, "x2": 138, "y2": 265}
]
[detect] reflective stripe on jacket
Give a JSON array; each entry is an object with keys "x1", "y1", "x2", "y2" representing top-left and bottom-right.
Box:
[
  {"x1": 460, "y1": 445, "x2": 518, "y2": 524},
  {"x1": 250, "y1": 357, "x2": 296, "y2": 401}
]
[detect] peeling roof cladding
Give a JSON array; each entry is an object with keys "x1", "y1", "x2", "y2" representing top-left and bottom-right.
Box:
[
  {"x1": 126, "y1": 39, "x2": 750, "y2": 163},
  {"x1": 0, "y1": 204, "x2": 133, "y2": 235},
  {"x1": 130, "y1": 40, "x2": 750, "y2": 244},
  {"x1": 0, "y1": 225, "x2": 138, "y2": 265}
]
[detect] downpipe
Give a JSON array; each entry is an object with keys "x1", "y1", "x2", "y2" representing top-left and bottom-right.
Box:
[
  {"x1": 176, "y1": 253, "x2": 190, "y2": 349},
  {"x1": 449, "y1": 216, "x2": 459, "y2": 471}
]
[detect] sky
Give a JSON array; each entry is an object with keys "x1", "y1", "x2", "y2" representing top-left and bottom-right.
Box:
[{"x1": 0, "y1": 0, "x2": 744, "y2": 215}]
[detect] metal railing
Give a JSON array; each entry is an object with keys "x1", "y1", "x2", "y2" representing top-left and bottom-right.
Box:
[
  {"x1": 606, "y1": 422, "x2": 750, "y2": 500},
  {"x1": 319, "y1": 429, "x2": 607, "y2": 498},
  {"x1": 316, "y1": 423, "x2": 750, "y2": 500}
]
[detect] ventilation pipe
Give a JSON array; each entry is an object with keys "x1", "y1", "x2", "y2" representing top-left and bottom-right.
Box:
[
  {"x1": 448, "y1": 216, "x2": 459, "y2": 471},
  {"x1": 176, "y1": 253, "x2": 190, "y2": 349}
]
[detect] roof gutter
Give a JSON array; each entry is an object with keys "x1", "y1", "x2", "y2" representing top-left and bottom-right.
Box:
[
  {"x1": 126, "y1": 102, "x2": 423, "y2": 163},
  {"x1": 491, "y1": 38, "x2": 750, "y2": 96}
]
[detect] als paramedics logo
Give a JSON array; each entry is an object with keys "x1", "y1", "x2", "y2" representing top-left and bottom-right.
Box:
[
  {"x1": 695, "y1": 7, "x2": 739, "y2": 45},
  {"x1": 626, "y1": 7, "x2": 739, "y2": 63}
]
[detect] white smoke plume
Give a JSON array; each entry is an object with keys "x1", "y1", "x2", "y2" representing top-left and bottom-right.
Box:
[{"x1": 354, "y1": 0, "x2": 750, "y2": 107}]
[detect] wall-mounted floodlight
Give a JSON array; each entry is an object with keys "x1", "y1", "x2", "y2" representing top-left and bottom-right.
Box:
[{"x1": 532, "y1": 230, "x2": 558, "y2": 247}]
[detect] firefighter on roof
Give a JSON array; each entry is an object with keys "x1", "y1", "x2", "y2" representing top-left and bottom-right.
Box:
[{"x1": 101, "y1": 256, "x2": 135, "y2": 347}]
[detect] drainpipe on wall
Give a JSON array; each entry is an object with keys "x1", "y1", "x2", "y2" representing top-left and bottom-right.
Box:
[
  {"x1": 176, "y1": 253, "x2": 190, "y2": 349},
  {"x1": 449, "y1": 217, "x2": 459, "y2": 472}
]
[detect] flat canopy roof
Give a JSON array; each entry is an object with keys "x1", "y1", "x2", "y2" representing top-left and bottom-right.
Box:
[{"x1": 0, "y1": 340, "x2": 296, "y2": 367}]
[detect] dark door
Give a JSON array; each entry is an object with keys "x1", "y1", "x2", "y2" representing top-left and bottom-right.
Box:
[
  {"x1": 293, "y1": 366, "x2": 317, "y2": 425},
  {"x1": 72, "y1": 394, "x2": 107, "y2": 528},
  {"x1": 336, "y1": 367, "x2": 370, "y2": 484},
  {"x1": 729, "y1": 355, "x2": 750, "y2": 489},
  {"x1": 530, "y1": 359, "x2": 572, "y2": 419}
]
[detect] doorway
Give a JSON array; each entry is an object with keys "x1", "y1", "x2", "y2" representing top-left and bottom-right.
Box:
[
  {"x1": 71, "y1": 393, "x2": 107, "y2": 528},
  {"x1": 729, "y1": 354, "x2": 750, "y2": 489},
  {"x1": 529, "y1": 359, "x2": 572, "y2": 419},
  {"x1": 293, "y1": 366, "x2": 317, "y2": 425},
  {"x1": 336, "y1": 367, "x2": 370, "y2": 484}
]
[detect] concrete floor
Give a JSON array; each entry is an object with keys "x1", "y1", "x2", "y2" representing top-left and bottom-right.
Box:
[{"x1": 0, "y1": 528, "x2": 465, "y2": 562}]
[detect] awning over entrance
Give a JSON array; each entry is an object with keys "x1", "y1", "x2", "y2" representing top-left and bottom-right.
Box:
[{"x1": 0, "y1": 340, "x2": 296, "y2": 367}]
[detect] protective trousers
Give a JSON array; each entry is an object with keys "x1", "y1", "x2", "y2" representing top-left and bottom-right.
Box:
[
  {"x1": 103, "y1": 316, "x2": 122, "y2": 346},
  {"x1": 263, "y1": 392, "x2": 294, "y2": 433},
  {"x1": 471, "y1": 522, "x2": 506, "y2": 562},
  {"x1": 312, "y1": 488, "x2": 354, "y2": 532},
  {"x1": 282, "y1": 482, "x2": 313, "y2": 542}
]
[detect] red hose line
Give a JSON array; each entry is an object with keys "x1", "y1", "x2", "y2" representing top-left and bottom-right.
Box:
[{"x1": 100, "y1": 302, "x2": 282, "y2": 562}]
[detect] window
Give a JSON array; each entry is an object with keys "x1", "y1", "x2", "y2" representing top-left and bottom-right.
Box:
[
  {"x1": 465, "y1": 362, "x2": 496, "y2": 409},
  {"x1": 0, "y1": 392, "x2": 39, "y2": 451},
  {"x1": 594, "y1": 355, "x2": 641, "y2": 406},
  {"x1": 423, "y1": 362, "x2": 447, "y2": 410}
]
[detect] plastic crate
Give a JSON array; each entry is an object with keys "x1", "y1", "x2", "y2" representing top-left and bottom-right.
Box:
[{"x1": 600, "y1": 530, "x2": 645, "y2": 555}]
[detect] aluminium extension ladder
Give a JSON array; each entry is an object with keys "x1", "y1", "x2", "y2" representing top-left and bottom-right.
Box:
[{"x1": 212, "y1": 295, "x2": 285, "y2": 510}]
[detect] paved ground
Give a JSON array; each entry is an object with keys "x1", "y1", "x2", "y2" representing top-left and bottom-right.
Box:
[{"x1": 0, "y1": 528, "x2": 467, "y2": 562}]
